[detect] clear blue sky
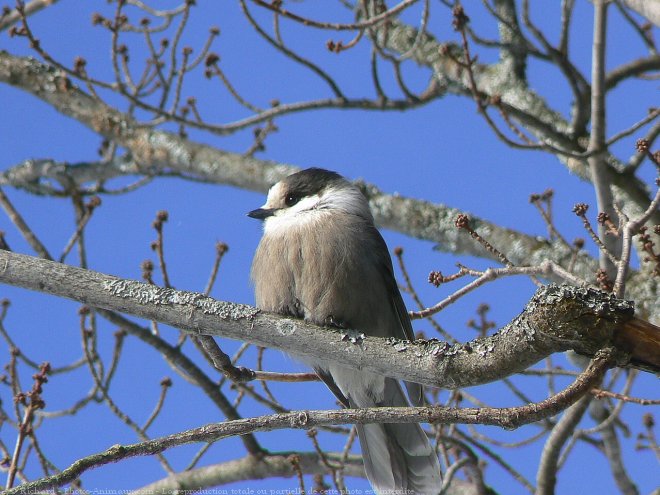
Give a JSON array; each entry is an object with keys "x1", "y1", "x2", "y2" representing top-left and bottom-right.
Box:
[{"x1": 0, "y1": 2, "x2": 657, "y2": 494}]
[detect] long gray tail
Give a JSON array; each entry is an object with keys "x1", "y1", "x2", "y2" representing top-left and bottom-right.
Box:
[{"x1": 351, "y1": 379, "x2": 441, "y2": 495}]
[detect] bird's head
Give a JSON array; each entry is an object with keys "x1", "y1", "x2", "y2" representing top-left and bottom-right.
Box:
[{"x1": 248, "y1": 168, "x2": 372, "y2": 233}]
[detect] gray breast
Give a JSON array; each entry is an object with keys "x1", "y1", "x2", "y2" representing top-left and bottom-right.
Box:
[{"x1": 251, "y1": 211, "x2": 401, "y2": 338}]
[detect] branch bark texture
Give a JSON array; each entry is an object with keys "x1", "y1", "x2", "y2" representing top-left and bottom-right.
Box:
[{"x1": 0, "y1": 250, "x2": 643, "y2": 388}]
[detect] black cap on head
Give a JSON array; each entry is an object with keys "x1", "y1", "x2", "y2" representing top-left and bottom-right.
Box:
[
  {"x1": 282, "y1": 168, "x2": 347, "y2": 198},
  {"x1": 247, "y1": 168, "x2": 354, "y2": 220}
]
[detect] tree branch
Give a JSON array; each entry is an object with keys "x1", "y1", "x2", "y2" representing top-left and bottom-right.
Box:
[
  {"x1": 0, "y1": 0, "x2": 61, "y2": 32},
  {"x1": 2, "y1": 350, "x2": 615, "y2": 495},
  {"x1": 0, "y1": 53, "x2": 606, "y2": 272},
  {"x1": 606, "y1": 55, "x2": 660, "y2": 91},
  {"x1": 536, "y1": 395, "x2": 592, "y2": 495},
  {"x1": 587, "y1": 1, "x2": 618, "y2": 276},
  {"x1": 130, "y1": 452, "x2": 365, "y2": 495},
  {"x1": 0, "y1": 250, "x2": 653, "y2": 387}
]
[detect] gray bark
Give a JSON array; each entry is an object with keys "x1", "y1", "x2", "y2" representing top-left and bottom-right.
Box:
[{"x1": 0, "y1": 250, "x2": 637, "y2": 389}]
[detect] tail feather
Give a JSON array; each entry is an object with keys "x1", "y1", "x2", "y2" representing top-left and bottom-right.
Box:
[
  {"x1": 350, "y1": 378, "x2": 441, "y2": 495},
  {"x1": 356, "y1": 423, "x2": 402, "y2": 490}
]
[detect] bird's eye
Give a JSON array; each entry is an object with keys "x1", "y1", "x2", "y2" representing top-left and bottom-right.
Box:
[{"x1": 285, "y1": 193, "x2": 300, "y2": 207}]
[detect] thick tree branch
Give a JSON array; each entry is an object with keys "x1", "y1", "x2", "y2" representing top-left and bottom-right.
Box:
[
  {"x1": 492, "y1": 0, "x2": 528, "y2": 80},
  {"x1": 0, "y1": 47, "x2": 656, "y2": 221},
  {"x1": 588, "y1": 1, "x2": 618, "y2": 275},
  {"x1": 0, "y1": 7, "x2": 656, "y2": 494},
  {"x1": 0, "y1": 51, "x2": 657, "y2": 316},
  {"x1": 0, "y1": 250, "x2": 654, "y2": 388},
  {"x1": 0, "y1": 155, "x2": 600, "y2": 286},
  {"x1": 130, "y1": 452, "x2": 365, "y2": 495}
]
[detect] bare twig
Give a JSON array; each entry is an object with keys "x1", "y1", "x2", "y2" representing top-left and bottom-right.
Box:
[
  {"x1": 393, "y1": 247, "x2": 455, "y2": 342},
  {"x1": 0, "y1": 187, "x2": 51, "y2": 260},
  {"x1": 59, "y1": 196, "x2": 101, "y2": 263},
  {"x1": 454, "y1": 214, "x2": 512, "y2": 267},
  {"x1": 591, "y1": 388, "x2": 660, "y2": 406},
  {"x1": 572, "y1": 203, "x2": 619, "y2": 267},
  {"x1": 3, "y1": 349, "x2": 616, "y2": 495},
  {"x1": 151, "y1": 210, "x2": 172, "y2": 288},
  {"x1": 142, "y1": 377, "x2": 172, "y2": 432},
  {"x1": 6, "y1": 362, "x2": 50, "y2": 489},
  {"x1": 252, "y1": 371, "x2": 319, "y2": 383},
  {"x1": 529, "y1": 190, "x2": 572, "y2": 248},
  {"x1": 613, "y1": 185, "x2": 660, "y2": 297},
  {"x1": 0, "y1": 0, "x2": 61, "y2": 32},
  {"x1": 251, "y1": 0, "x2": 419, "y2": 31},
  {"x1": 193, "y1": 335, "x2": 256, "y2": 383},
  {"x1": 412, "y1": 261, "x2": 587, "y2": 319},
  {"x1": 454, "y1": 428, "x2": 536, "y2": 493},
  {"x1": 204, "y1": 241, "x2": 229, "y2": 296}
]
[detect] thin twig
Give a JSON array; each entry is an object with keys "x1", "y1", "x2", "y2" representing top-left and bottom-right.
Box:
[
  {"x1": 251, "y1": 0, "x2": 419, "y2": 31},
  {"x1": 0, "y1": 0, "x2": 61, "y2": 32},
  {"x1": 203, "y1": 241, "x2": 229, "y2": 296},
  {"x1": 59, "y1": 197, "x2": 101, "y2": 263},
  {"x1": 452, "y1": 430, "x2": 535, "y2": 493},
  {"x1": 591, "y1": 388, "x2": 660, "y2": 406},
  {"x1": 572, "y1": 203, "x2": 619, "y2": 266},
  {"x1": 6, "y1": 362, "x2": 50, "y2": 489},
  {"x1": 142, "y1": 378, "x2": 172, "y2": 431},
  {"x1": 193, "y1": 335, "x2": 256, "y2": 383},
  {"x1": 529, "y1": 190, "x2": 573, "y2": 249},
  {"x1": 252, "y1": 371, "x2": 319, "y2": 382},
  {"x1": 455, "y1": 214, "x2": 513, "y2": 266},
  {"x1": 151, "y1": 210, "x2": 172, "y2": 289},
  {"x1": 536, "y1": 394, "x2": 593, "y2": 495},
  {"x1": 613, "y1": 185, "x2": 660, "y2": 297},
  {"x1": 393, "y1": 247, "x2": 456, "y2": 342},
  {"x1": 411, "y1": 261, "x2": 587, "y2": 319},
  {"x1": 0, "y1": 187, "x2": 51, "y2": 260}
]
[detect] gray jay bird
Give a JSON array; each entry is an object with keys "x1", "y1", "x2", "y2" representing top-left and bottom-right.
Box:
[{"x1": 249, "y1": 168, "x2": 441, "y2": 494}]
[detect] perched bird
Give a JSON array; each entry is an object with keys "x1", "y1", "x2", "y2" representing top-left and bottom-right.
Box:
[{"x1": 249, "y1": 168, "x2": 441, "y2": 494}]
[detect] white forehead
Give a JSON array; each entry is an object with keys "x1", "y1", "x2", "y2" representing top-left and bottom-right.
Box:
[{"x1": 264, "y1": 182, "x2": 285, "y2": 208}]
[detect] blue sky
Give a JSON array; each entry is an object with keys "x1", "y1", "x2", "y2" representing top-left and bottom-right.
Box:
[{"x1": 0, "y1": 2, "x2": 657, "y2": 494}]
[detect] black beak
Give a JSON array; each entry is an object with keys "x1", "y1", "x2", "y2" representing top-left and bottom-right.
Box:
[{"x1": 248, "y1": 208, "x2": 275, "y2": 220}]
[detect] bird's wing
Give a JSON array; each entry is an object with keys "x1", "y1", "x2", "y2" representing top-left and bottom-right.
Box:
[
  {"x1": 371, "y1": 225, "x2": 426, "y2": 405},
  {"x1": 369, "y1": 225, "x2": 416, "y2": 342}
]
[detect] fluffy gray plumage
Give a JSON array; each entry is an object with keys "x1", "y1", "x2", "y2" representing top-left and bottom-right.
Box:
[{"x1": 249, "y1": 168, "x2": 441, "y2": 494}]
